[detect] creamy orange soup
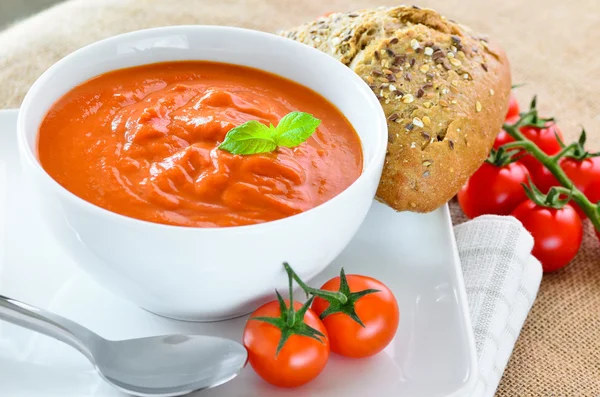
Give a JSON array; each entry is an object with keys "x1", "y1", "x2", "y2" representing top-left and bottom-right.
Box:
[{"x1": 38, "y1": 62, "x2": 363, "y2": 227}]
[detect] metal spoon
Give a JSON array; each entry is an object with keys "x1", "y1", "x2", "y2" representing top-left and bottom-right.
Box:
[{"x1": 0, "y1": 294, "x2": 247, "y2": 396}]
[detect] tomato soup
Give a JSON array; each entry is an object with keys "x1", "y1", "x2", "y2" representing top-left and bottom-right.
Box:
[{"x1": 38, "y1": 62, "x2": 363, "y2": 227}]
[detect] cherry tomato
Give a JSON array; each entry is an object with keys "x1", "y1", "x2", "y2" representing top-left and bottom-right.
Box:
[
  {"x1": 518, "y1": 123, "x2": 563, "y2": 171},
  {"x1": 493, "y1": 128, "x2": 515, "y2": 150},
  {"x1": 505, "y1": 94, "x2": 520, "y2": 121},
  {"x1": 526, "y1": 161, "x2": 557, "y2": 193},
  {"x1": 493, "y1": 122, "x2": 563, "y2": 176},
  {"x1": 560, "y1": 157, "x2": 600, "y2": 218},
  {"x1": 511, "y1": 200, "x2": 582, "y2": 272},
  {"x1": 243, "y1": 300, "x2": 329, "y2": 388},
  {"x1": 311, "y1": 275, "x2": 399, "y2": 358},
  {"x1": 458, "y1": 162, "x2": 529, "y2": 219},
  {"x1": 528, "y1": 156, "x2": 600, "y2": 218},
  {"x1": 494, "y1": 94, "x2": 519, "y2": 149}
]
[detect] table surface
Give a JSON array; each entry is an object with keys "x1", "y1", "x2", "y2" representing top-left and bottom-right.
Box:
[{"x1": 0, "y1": 1, "x2": 599, "y2": 395}]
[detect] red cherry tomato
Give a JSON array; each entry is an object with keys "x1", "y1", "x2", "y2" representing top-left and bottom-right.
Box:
[
  {"x1": 493, "y1": 121, "x2": 563, "y2": 175},
  {"x1": 518, "y1": 123, "x2": 563, "y2": 171},
  {"x1": 560, "y1": 157, "x2": 600, "y2": 218},
  {"x1": 311, "y1": 275, "x2": 399, "y2": 358},
  {"x1": 511, "y1": 200, "x2": 582, "y2": 272},
  {"x1": 528, "y1": 156, "x2": 600, "y2": 218},
  {"x1": 243, "y1": 300, "x2": 329, "y2": 388},
  {"x1": 505, "y1": 94, "x2": 520, "y2": 121},
  {"x1": 526, "y1": 161, "x2": 558, "y2": 193},
  {"x1": 458, "y1": 162, "x2": 529, "y2": 219},
  {"x1": 493, "y1": 127, "x2": 515, "y2": 150}
]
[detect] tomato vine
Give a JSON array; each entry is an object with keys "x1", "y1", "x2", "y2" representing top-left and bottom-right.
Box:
[{"x1": 501, "y1": 98, "x2": 600, "y2": 231}]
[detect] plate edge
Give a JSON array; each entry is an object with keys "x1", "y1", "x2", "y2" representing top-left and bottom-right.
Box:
[
  {"x1": 0, "y1": 108, "x2": 19, "y2": 115},
  {"x1": 441, "y1": 203, "x2": 479, "y2": 397}
]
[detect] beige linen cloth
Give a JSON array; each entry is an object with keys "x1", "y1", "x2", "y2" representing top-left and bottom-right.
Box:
[{"x1": 1, "y1": 0, "x2": 599, "y2": 395}]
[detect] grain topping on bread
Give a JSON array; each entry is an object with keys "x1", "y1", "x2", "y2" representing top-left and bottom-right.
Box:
[{"x1": 280, "y1": 6, "x2": 511, "y2": 212}]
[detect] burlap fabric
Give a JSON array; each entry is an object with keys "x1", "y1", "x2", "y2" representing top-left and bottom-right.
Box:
[{"x1": 1, "y1": 0, "x2": 598, "y2": 394}]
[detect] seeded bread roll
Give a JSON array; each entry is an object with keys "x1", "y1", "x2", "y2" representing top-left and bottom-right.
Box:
[{"x1": 279, "y1": 6, "x2": 511, "y2": 212}]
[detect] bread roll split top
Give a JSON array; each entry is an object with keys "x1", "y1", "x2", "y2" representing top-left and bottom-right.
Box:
[{"x1": 279, "y1": 6, "x2": 511, "y2": 212}]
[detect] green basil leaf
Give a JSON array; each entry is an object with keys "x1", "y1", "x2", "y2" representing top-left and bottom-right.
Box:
[
  {"x1": 218, "y1": 120, "x2": 277, "y2": 155},
  {"x1": 274, "y1": 111, "x2": 321, "y2": 148},
  {"x1": 218, "y1": 112, "x2": 321, "y2": 155}
]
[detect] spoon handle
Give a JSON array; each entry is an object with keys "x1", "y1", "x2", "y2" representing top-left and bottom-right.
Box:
[{"x1": 0, "y1": 294, "x2": 103, "y2": 361}]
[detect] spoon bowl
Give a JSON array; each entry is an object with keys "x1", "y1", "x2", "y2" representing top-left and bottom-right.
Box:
[
  {"x1": 0, "y1": 295, "x2": 247, "y2": 396},
  {"x1": 96, "y1": 335, "x2": 246, "y2": 396}
]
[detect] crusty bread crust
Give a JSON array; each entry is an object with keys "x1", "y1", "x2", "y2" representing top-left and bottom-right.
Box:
[{"x1": 280, "y1": 6, "x2": 511, "y2": 212}]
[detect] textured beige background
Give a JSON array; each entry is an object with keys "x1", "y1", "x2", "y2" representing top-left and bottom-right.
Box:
[{"x1": 1, "y1": 0, "x2": 599, "y2": 395}]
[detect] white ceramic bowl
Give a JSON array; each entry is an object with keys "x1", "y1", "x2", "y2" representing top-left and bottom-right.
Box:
[{"x1": 17, "y1": 26, "x2": 387, "y2": 321}]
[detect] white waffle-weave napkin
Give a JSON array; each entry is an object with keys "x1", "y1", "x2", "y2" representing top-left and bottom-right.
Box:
[{"x1": 455, "y1": 215, "x2": 543, "y2": 397}]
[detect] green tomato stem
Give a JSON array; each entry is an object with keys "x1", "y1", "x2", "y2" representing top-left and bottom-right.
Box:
[
  {"x1": 552, "y1": 142, "x2": 578, "y2": 161},
  {"x1": 282, "y1": 262, "x2": 348, "y2": 304},
  {"x1": 502, "y1": 124, "x2": 600, "y2": 230},
  {"x1": 286, "y1": 267, "x2": 295, "y2": 328},
  {"x1": 547, "y1": 186, "x2": 571, "y2": 204}
]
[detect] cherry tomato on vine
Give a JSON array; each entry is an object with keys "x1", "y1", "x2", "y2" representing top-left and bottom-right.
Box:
[
  {"x1": 526, "y1": 161, "x2": 557, "y2": 194},
  {"x1": 527, "y1": 157, "x2": 600, "y2": 218},
  {"x1": 493, "y1": 119, "x2": 561, "y2": 175},
  {"x1": 511, "y1": 200, "x2": 582, "y2": 272},
  {"x1": 493, "y1": 128, "x2": 514, "y2": 150},
  {"x1": 496, "y1": 96, "x2": 561, "y2": 171},
  {"x1": 311, "y1": 273, "x2": 399, "y2": 358},
  {"x1": 494, "y1": 95, "x2": 518, "y2": 149},
  {"x1": 494, "y1": 123, "x2": 563, "y2": 181},
  {"x1": 505, "y1": 94, "x2": 520, "y2": 121},
  {"x1": 518, "y1": 122, "x2": 563, "y2": 171},
  {"x1": 560, "y1": 157, "x2": 600, "y2": 218},
  {"x1": 243, "y1": 276, "x2": 329, "y2": 388},
  {"x1": 458, "y1": 161, "x2": 529, "y2": 219}
]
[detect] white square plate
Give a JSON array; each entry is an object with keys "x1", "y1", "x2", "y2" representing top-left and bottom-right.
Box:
[{"x1": 0, "y1": 109, "x2": 476, "y2": 397}]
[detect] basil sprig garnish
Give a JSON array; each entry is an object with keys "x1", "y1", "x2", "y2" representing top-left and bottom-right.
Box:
[{"x1": 218, "y1": 111, "x2": 321, "y2": 155}]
